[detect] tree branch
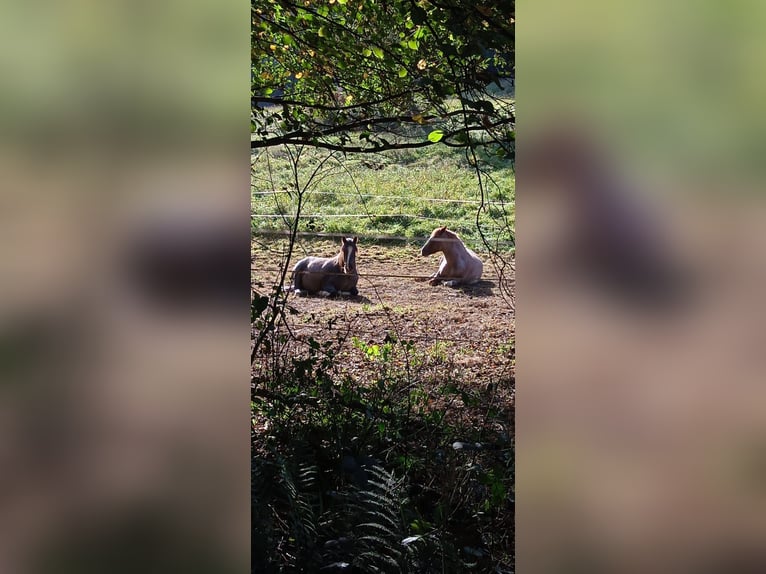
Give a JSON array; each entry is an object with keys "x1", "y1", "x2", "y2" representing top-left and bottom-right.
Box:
[
  {"x1": 252, "y1": 88, "x2": 420, "y2": 113},
  {"x1": 251, "y1": 116, "x2": 514, "y2": 153}
]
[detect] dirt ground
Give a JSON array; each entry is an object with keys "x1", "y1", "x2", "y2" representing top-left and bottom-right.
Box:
[{"x1": 252, "y1": 237, "x2": 515, "y2": 388}]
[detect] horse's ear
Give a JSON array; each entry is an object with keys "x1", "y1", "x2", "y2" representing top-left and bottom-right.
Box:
[
  {"x1": 353, "y1": 236, "x2": 358, "y2": 244},
  {"x1": 440, "y1": 226, "x2": 447, "y2": 232}
]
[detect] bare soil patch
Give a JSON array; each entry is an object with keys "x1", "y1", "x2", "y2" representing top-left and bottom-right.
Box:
[{"x1": 252, "y1": 237, "x2": 515, "y2": 391}]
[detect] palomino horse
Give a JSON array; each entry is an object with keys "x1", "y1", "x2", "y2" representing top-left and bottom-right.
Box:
[
  {"x1": 420, "y1": 226, "x2": 483, "y2": 286},
  {"x1": 291, "y1": 237, "x2": 359, "y2": 296}
]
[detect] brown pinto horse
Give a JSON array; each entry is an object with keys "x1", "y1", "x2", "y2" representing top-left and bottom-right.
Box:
[
  {"x1": 420, "y1": 226, "x2": 483, "y2": 286},
  {"x1": 291, "y1": 237, "x2": 359, "y2": 296}
]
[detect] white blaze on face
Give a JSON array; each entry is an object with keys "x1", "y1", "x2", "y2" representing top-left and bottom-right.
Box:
[{"x1": 342, "y1": 238, "x2": 356, "y2": 273}]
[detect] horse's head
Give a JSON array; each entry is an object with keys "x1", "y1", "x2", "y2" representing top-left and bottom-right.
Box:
[
  {"x1": 339, "y1": 236, "x2": 358, "y2": 273},
  {"x1": 420, "y1": 226, "x2": 451, "y2": 256}
]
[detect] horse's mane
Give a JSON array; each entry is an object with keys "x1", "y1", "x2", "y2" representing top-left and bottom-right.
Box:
[
  {"x1": 443, "y1": 228, "x2": 458, "y2": 239},
  {"x1": 432, "y1": 226, "x2": 459, "y2": 241}
]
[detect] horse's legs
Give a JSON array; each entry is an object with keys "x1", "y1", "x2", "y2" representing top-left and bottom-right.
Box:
[
  {"x1": 319, "y1": 282, "x2": 337, "y2": 297},
  {"x1": 325, "y1": 285, "x2": 358, "y2": 296},
  {"x1": 292, "y1": 274, "x2": 308, "y2": 296},
  {"x1": 444, "y1": 277, "x2": 480, "y2": 287},
  {"x1": 291, "y1": 263, "x2": 305, "y2": 293},
  {"x1": 429, "y1": 257, "x2": 448, "y2": 286}
]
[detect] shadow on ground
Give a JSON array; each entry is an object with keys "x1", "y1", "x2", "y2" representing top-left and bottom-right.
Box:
[
  {"x1": 452, "y1": 280, "x2": 496, "y2": 297},
  {"x1": 292, "y1": 292, "x2": 374, "y2": 304}
]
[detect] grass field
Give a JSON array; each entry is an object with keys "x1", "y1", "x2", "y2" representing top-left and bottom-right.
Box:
[{"x1": 251, "y1": 143, "x2": 515, "y2": 249}]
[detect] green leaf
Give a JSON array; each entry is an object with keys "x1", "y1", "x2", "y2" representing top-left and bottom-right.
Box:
[
  {"x1": 318, "y1": 26, "x2": 327, "y2": 38},
  {"x1": 362, "y1": 47, "x2": 371, "y2": 57},
  {"x1": 407, "y1": 39, "x2": 418, "y2": 50},
  {"x1": 427, "y1": 129, "x2": 444, "y2": 143},
  {"x1": 372, "y1": 46, "x2": 384, "y2": 59},
  {"x1": 398, "y1": 67, "x2": 408, "y2": 78}
]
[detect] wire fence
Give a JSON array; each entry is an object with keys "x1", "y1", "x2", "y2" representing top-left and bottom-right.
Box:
[
  {"x1": 252, "y1": 188, "x2": 515, "y2": 355},
  {"x1": 252, "y1": 267, "x2": 511, "y2": 284},
  {"x1": 252, "y1": 189, "x2": 513, "y2": 206},
  {"x1": 252, "y1": 229, "x2": 515, "y2": 287},
  {"x1": 253, "y1": 213, "x2": 452, "y2": 220},
  {"x1": 251, "y1": 227, "x2": 516, "y2": 250},
  {"x1": 252, "y1": 227, "x2": 516, "y2": 331}
]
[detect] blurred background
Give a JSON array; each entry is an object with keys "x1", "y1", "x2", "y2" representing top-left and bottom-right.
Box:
[
  {"x1": 519, "y1": 0, "x2": 766, "y2": 572},
  {"x1": 3, "y1": 0, "x2": 766, "y2": 572},
  {"x1": 0, "y1": 1, "x2": 249, "y2": 572}
]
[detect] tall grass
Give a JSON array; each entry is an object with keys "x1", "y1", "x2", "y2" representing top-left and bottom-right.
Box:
[{"x1": 251, "y1": 144, "x2": 515, "y2": 248}]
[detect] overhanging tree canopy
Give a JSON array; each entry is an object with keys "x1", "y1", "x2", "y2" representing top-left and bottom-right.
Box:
[{"x1": 252, "y1": 0, "x2": 514, "y2": 157}]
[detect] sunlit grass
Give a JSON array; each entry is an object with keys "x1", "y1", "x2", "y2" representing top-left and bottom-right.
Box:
[{"x1": 251, "y1": 143, "x2": 514, "y2": 248}]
